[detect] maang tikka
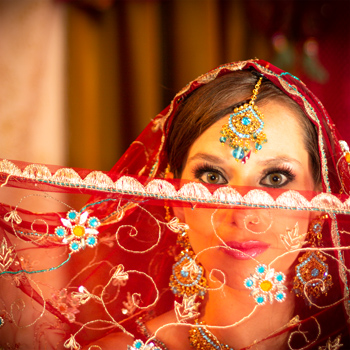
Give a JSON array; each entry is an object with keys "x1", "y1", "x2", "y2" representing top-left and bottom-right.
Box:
[{"x1": 219, "y1": 76, "x2": 267, "y2": 163}]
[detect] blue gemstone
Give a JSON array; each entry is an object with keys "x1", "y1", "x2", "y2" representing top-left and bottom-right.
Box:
[
  {"x1": 276, "y1": 274, "x2": 283, "y2": 282},
  {"x1": 70, "y1": 242, "x2": 79, "y2": 251},
  {"x1": 257, "y1": 265, "x2": 265, "y2": 274},
  {"x1": 311, "y1": 268, "x2": 319, "y2": 277},
  {"x1": 245, "y1": 279, "x2": 254, "y2": 288},
  {"x1": 68, "y1": 211, "x2": 77, "y2": 220},
  {"x1": 256, "y1": 296, "x2": 265, "y2": 304},
  {"x1": 86, "y1": 236, "x2": 96, "y2": 246},
  {"x1": 220, "y1": 136, "x2": 227, "y2": 143},
  {"x1": 242, "y1": 117, "x2": 251, "y2": 125},
  {"x1": 56, "y1": 228, "x2": 65, "y2": 237},
  {"x1": 135, "y1": 341, "x2": 142, "y2": 349},
  {"x1": 89, "y1": 218, "x2": 99, "y2": 228},
  {"x1": 180, "y1": 270, "x2": 189, "y2": 277},
  {"x1": 276, "y1": 292, "x2": 284, "y2": 301},
  {"x1": 255, "y1": 143, "x2": 262, "y2": 151},
  {"x1": 232, "y1": 146, "x2": 245, "y2": 160},
  {"x1": 313, "y1": 223, "x2": 322, "y2": 233}
]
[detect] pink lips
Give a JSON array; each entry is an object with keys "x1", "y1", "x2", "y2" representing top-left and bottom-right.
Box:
[{"x1": 221, "y1": 241, "x2": 270, "y2": 260}]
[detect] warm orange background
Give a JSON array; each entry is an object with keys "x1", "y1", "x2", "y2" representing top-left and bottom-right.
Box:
[{"x1": 1, "y1": 0, "x2": 349, "y2": 172}]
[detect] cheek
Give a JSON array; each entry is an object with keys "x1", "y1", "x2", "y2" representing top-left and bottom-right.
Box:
[
  {"x1": 183, "y1": 208, "x2": 218, "y2": 251},
  {"x1": 267, "y1": 211, "x2": 311, "y2": 274},
  {"x1": 265, "y1": 211, "x2": 310, "y2": 252}
]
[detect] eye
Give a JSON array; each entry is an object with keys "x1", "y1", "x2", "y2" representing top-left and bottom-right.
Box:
[
  {"x1": 193, "y1": 164, "x2": 228, "y2": 185},
  {"x1": 204, "y1": 172, "x2": 225, "y2": 184},
  {"x1": 260, "y1": 169, "x2": 295, "y2": 188}
]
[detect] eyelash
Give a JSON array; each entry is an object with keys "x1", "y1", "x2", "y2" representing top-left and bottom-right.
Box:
[
  {"x1": 192, "y1": 163, "x2": 296, "y2": 187},
  {"x1": 192, "y1": 163, "x2": 228, "y2": 184},
  {"x1": 260, "y1": 165, "x2": 296, "y2": 188}
]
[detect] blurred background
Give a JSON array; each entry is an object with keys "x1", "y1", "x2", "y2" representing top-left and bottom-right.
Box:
[{"x1": 0, "y1": 0, "x2": 349, "y2": 172}]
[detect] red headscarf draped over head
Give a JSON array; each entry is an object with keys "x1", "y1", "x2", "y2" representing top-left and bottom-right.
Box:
[{"x1": 1, "y1": 60, "x2": 350, "y2": 349}]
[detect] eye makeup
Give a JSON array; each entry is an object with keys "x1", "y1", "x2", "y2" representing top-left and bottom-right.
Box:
[
  {"x1": 191, "y1": 161, "x2": 296, "y2": 188},
  {"x1": 192, "y1": 162, "x2": 228, "y2": 185}
]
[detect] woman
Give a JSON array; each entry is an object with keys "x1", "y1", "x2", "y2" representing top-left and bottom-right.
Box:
[{"x1": 0, "y1": 60, "x2": 349, "y2": 349}]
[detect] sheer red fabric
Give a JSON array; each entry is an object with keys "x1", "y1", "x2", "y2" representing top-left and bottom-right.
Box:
[{"x1": 1, "y1": 60, "x2": 350, "y2": 349}]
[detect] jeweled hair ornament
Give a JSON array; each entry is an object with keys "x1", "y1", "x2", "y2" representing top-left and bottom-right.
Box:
[{"x1": 219, "y1": 76, "x2": 267, "y2": 163}]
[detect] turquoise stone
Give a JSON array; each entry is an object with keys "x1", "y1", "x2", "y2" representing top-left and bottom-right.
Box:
[
  {"x1": 276, "y1": 292, "x2": 284, "y2": 301},
  {"x1": 232, "y1": 146, "x2": 245, "y2": 160},
  {"x1": 180, "y1": 270, "x2": 189, "y2": 277},
  {"x1": 86, "y1": 236, "x2": 96, "y2": 246},
  {"x1": 311, "y1": 268, "x2": 319, "y2": 277},
  {"x1": 56, "y1": 228, "x2": 65, "y2": 237},
  {"x1": 220, "y1": 136, "x2": 227, "y2": 143},
  {"x1": 276, "y1": 274, "x2": 283, "y2": 282},
  {"x1": 255, "y1": 143, "x2": 262, "y2": 151},
  {"x1": 257, "y1": 265, "x2": 265, "y2": 274},
  {"x1": 313, "y1": 223, "x2": 322, "y2": 233},
  {"x1": 71, "y1": 242, "x2": 79, "y2": 251},
  {"x1": 242, "y1": 117, "x2": 251, "y2": 125},
  {"x1": 89, "y1": 218, "x2": 99, "y2": 228},
  {"x1": 245, "y1": 279, "x2": 253, "y2": 287},
  {"x1": 256, "y1": 296, "x2": 265, "y2": 304},
  {"x1": 68, "y1": 211, "x2": 77, "y2": 220},
  {"x1": 135, "y1": 341, "x2": 142, "y2": 349}
]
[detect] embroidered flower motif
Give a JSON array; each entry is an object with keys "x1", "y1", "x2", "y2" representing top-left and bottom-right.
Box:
[
  {"x1": 127, "y1": 339, "x2": 162, "y2": 350},
  {"x1": 281, "y1": 222, "x2": 307, "y2": 251},
  {"x1": 64, "y1": 334, "x2": 81, "y2": 350},
  {"x1": 244, "y1": 264, "x2": 287, "y2": 305},
  {"x1": 174, "y1": 294, "x2": 200, "y2": 322},
  {"x1": 121, "y1": 292, "x2": 140, "y2": 316},
  {"x1": 318, "y1": 335, "x2": 343, "y2": 350},
  {"x1": 51, "y1": 288, "x2": 80, "y2": 323},
  {"x1": 112, "y1": 264, "x2": 129, "y2": 286},
  {"x1": 0, "y1": 238, "x2": 16, "y2": 273},
  {"x1": 167, "y1": 217, "x2": 189, "y2": 233},
  {"x1": 55, "y1": 211, "x2": 100, "y2": 252},
  {"x1": 4, "y1": 210, "x2": 22, "y2": 224},
  {"x1": 71, "y1": 286, "x2": 93, "y2": 305}
]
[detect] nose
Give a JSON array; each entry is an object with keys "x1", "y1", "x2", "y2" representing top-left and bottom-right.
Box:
[{"x1": 215, "y1": 207, "x2": 272, "y2": 234}]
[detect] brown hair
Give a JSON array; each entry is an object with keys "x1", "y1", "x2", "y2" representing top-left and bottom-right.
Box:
[{"x1": 166, "y1": 70, "x2": 321, "y2": 185}]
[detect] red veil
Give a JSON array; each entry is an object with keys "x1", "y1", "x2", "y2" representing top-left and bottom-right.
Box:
[{"x1": 1, "y1": 60, "x2": 350, "y2": 349}]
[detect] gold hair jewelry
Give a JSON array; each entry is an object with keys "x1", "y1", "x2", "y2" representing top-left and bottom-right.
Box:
[
  {"x1": 219, "y1": 77, "x2": 267, "y2": 163},
  {"x1": 169, "y1": 229, "x2": 207, "y2": 299},
  {"x1": 293, "y1": 215, "x2": 332, "y2": 303}
]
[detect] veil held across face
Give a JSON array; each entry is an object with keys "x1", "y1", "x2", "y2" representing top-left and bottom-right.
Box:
[{"x1": 1, "y1": 59, "x2": 350, "y2": 349}]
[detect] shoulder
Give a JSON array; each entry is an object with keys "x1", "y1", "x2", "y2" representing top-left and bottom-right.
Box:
[
  {"x1": 146, "y1": 311, "x2": 191, "y2": 350},
  {"x1": 82, "y1": 332, "x2": 134, "y2": 350}
]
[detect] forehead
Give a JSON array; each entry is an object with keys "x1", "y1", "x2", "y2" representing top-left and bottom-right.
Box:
[{"x1": 187, "y1": 99, "x2": 307, "y2": 163}]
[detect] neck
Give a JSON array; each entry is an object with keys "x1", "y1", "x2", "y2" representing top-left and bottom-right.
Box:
[{"x1": 201, "y1": 282, "x2": 295, "y2": 350}]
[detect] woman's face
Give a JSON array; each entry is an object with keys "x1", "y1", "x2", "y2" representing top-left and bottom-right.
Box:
[{"x1": 180, "y1": 99, "x2": 316, "y2": 289}]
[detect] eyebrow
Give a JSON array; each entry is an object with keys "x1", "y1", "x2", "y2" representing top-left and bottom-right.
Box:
[
  {"x1": 256, "y1": 156, "x2": 302, "y2": 167},
  {"x1": 187, "y1": 153, "x2": 227, "y2": 164},
  {"x1": 187, "y1": 153, "x2": 302, "y2": 167}
]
